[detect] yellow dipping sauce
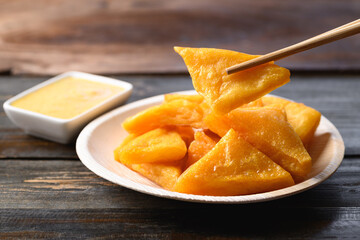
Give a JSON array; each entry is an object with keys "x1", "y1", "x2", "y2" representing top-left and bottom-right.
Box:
[{"x1": 11, "y1": 77, "x2": 124, "y2": 119}]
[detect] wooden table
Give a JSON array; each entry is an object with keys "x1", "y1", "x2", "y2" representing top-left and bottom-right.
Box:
[
  {"x1": 1, "y1": 73, "x2": 360, "y2": 239},
  {"x1": 0, "y1": 0, "x2": 359, "y2": 75}
]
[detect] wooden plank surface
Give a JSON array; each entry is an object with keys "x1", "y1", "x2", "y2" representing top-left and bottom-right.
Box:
[
  {"x1": 0, "y1": 0, "x2": 359, "y2": 75},
  {"x1": 1, "y1": 74, "x2": 360, "y2": 157},
  {"x1": 1, "y1": 74, "x2": 360, "y2": 239},
  {"x1": 0, "y1": 152, "x2": 359, "y2": 238},
  {"x1": 1, "y1": 208, "x2": 359, "y2": 239},
  {"x1": 0, "y1": 158, "x2": 359, "y2": 209},
  {"x1": 0, "y1": 158, "x2": 359, "y2": 238}
]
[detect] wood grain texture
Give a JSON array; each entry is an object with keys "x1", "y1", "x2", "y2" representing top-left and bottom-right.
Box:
[
  {"x1": 0, "y1": 73, "x2": 359, "y2": 238},
  {"x1": 227, "y1": 19, "x2": 360, "y2": 74},
  {"x1": 1, "y1": 74, "x2": 359, "y2": 158},
  {"x1": 0, "y1": 158, "x2": 359, "y2": 209},
  {"x1": 0, "y1": 0, "x2": 359, "y2": 75},
  {"x1": 0, "y1": 208, "x2": 360, "y2": 239},
  {"x1": 0, "y1": 159, "x2": 359, "y2": 239}
]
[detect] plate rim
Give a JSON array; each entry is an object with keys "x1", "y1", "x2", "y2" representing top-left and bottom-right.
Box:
[{"x1": 76, "y1": 90, "x2": 345, "y2": 204}]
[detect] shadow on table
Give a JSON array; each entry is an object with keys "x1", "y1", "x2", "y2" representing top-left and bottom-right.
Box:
[
  {"x1": 138, "y1": 185, "x2": 344, "y2": 238},
  {"x1": 165, "y1": 198, "x2": 337, "y2": 238}
]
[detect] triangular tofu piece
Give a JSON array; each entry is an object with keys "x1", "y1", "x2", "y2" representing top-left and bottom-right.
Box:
[
  {"x1": 114, "y1": 134, "x2": 138, "y2": 162},
  {"x1": 226, "y1": 106, "x2": 312, "y2": 182},
  {"x1": 130, "y1": 162, "x2": 183, "y2": 190},
  {"x1": 114, "y1": 131, "x2": 185, "y2": 191},
  {"x1": 285, "y1": 102, "x2": 321, "y2": 147},
  {"x1": 122, "y1": 99, "x2": 205, "y2": 135},
  {"x1": 164, "y1": 93, "x2": 204, "y2": 104},
  {"x1": 117, "y1": 128, "x2": 187, "y2": 165},
  {"x1": 174, "y1": 47, "x2": 290, "y2": 114},
  {"x1": 186, "y1": 131, "x2": 220, "y2": 168},
  {"x1": 261, "y1": 96, "x2": 321, "y2": 147},
  {"x1": 173, "y1": 129, "x2": 294, "y2": 196}
]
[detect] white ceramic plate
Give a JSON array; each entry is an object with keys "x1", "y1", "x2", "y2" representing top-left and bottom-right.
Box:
[{"x1": 76, "y1": 90, "x2": 345, "y2": 203}]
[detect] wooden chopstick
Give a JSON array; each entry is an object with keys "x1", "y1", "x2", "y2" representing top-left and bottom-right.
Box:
[{"x1": 226, "y1": 19, "x2": 360, "y2": 75}]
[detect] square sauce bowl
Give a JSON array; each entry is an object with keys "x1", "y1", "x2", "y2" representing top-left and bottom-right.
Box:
[{"x1": 3, "y1": 71, "x2": 133, "y2": 144}]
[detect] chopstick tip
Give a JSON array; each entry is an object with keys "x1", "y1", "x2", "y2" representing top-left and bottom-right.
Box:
[{"x1": 226, "y1": 67, "x2": 235, "y2": 75}]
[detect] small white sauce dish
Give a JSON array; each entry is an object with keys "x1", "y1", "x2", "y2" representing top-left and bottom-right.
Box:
[{"x1": 3, "y1": 71, "x2": 133, "y2": 144}]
